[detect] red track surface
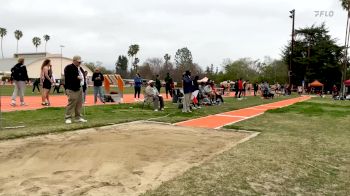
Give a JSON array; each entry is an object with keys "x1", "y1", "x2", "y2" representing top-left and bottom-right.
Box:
[
  {"x1": 175, "y1": 96, "x2": 311, "y2": 129},
  {"x1": 1, "y1": 93, "x2": 172, "y2": 112}
]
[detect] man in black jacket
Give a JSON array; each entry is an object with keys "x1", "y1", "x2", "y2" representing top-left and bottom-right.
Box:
[
  {"x1": 10, "y1": 58, "x2": 29, "y2": 106},
  {"x1": 92, "y1": 67, "x2": 105, "y2": 104},
  {"x1": 64, "y1": 55, "x2": 87, "y2": 124}
]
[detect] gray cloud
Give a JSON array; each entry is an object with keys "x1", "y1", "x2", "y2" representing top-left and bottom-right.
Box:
[{"x1": 0, "y1": 0, "x2": 347, "y2": 70}]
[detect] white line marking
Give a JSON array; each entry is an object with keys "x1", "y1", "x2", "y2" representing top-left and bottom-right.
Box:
[{"x1": 215, "y1": 114, "x2": 247, "y2": 118}]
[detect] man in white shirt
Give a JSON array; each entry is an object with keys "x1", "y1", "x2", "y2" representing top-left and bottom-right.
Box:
[{"x1": 145, "y1": 80, "x2": 164, "y2": 111}]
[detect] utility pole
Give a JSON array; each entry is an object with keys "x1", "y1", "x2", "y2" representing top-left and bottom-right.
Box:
[
  {"x1": 60, "y1": 45, "x2": 64, "y2": 78},
  {"x1": 289, "y1": 9, "x2": 295, "y2": 89},
  {"x1": 341, "y1": 10, "x2": 350, "y2": 98}
]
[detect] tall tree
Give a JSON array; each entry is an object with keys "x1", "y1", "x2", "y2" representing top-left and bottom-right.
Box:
[
  {"x1": 127, "y1": 44, "x2": 140, "y2": 71},
  {"x1": 224, "y1": 58, "x2": 260, "y2": 81},
  {"x1": 144, "y1": 57, "x2": 163, "y2": 76},
  {"x1": 115, "y1": 55, "x2": 129, "y2": 78},
  {"x1": 164, "y1": 53, "x2": 171, "y2": 67},
  {"x1": 282, "y1": 24, "x2": 343, "y2": 90},
  {"x1": 0, "y1": 27, "x2": 7, "y2": 59},
  {"x1": 174, "y1": 47, "x2": 193, "y2": 72},
  {"x1": 32, "y1": 37, "x2": 41, "y2": 52},
  {"x1": 14, "y1": 30, "x2": 23, "y2": 53},
  {"x1": 43, "y1": 34, "x2": 50, "y2": 53},
  {"x1": 340, "y1": 0, "x2": 350, "y2": 95}
]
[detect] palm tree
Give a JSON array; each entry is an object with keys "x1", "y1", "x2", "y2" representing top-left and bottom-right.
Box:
[
  {"x1": 14, "y1": 30, "x2": 23, "y2": 53},
  {"x1": 127, "y1": 44, "x2": 140, "y2": 71},
  {"x1": 340, "y1": 0, "x2": 350, "y2": 96},
  {"x1": 0, "y1": 27, "x2": 7, "y2": 59},
  {"x1": 32, "y1": 37, "x2": 41, "y2": 52},
  {"x1": 164, "y1": 53, "x2": 171, "y2": 66},
  {"x1": 43, "y1": 34, "x2": 50, "y2": 53}
]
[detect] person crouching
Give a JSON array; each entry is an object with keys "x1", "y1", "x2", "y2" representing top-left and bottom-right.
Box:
[{"x1": 145, "y1": 80, "x2": 164, "y2": 111}]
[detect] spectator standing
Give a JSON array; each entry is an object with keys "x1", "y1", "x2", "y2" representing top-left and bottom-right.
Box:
[
  {"x1": 40, "y1": 59, "x2": 54, "y2": 106},
  {"x1": 10, "y1": 58, "x2": 29, "y2": 106},
  {"x1": 32, "y1": 78, "x2": 40, "y2": 93},
  {"x1": 92, "y1": 67, "x2": 105, "y2": 104},
  {"x1": 164, "y1": 73, "x2": 173, "y2": 98},
  {"x1": 155, "y1": 74, "x2": 161, "y2": 93},
  {"x1": 63, "y1": 55, "x2": 87, "y2": 124},
  {"x1": 234, "y1": 80, "x2": 239, "y2": 98},
  {"x1": 182, "y1": 70, "x2": 193, "y2": 113},
  {"x1": 253, "y1": 82, "x2": 258, "y2": 96},
  {"x1": 134, "y1": 73, "x2": 142, "y2": 101},
  {"x1": 238, "y1": 78, "x2": 243, "y2": 98}
]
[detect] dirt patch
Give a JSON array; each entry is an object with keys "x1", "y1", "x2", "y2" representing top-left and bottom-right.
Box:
[{"x1": 0, "y1": 121, "x2": 251, "y2": 196}]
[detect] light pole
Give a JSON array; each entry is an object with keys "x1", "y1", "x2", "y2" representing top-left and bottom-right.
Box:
[
  {"x1": 60, "y1": 45, "x2": 64, "y2": 78},
  {"x1": 289, "y1": 9, "x2": 295, "y2": 89}
]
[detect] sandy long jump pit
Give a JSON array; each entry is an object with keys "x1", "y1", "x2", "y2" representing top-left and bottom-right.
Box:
[{"x1": 0, "y1": 121, "x2": 252, "y2": 195}]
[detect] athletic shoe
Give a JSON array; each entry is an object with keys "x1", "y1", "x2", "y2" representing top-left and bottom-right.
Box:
[
  {"x1": 20, "y1": 102, "x2": 28, "y2": 106},
  {"x1": 10, "y1": 102, "x2": 16, "y2": 107},
  {"x1": 154, "y1": 109, "x2": 158, "y2": 112},
  {"x1": 77, "y1": 118, "x2": 87, "y2": 123},
  {"x1": 65, "y1": 119, "x2": 72, "y2": 124}
]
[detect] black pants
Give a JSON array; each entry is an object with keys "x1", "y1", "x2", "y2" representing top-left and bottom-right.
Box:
[
  {"x1": 32, "y1": 83, "x2": 40, "y2": 92},
  {"x1": 238, "y1": 90, "x2": 243, "y2": 98},
  {"x1": 53, "y1": 85, "x2": 61, "y2": 93},
  {"x1": 166, "y1": 87, "x2": 173, "y2": 98},
  {"x1": 158, "y1": 96, "x2": 164, "y2": 109},
  {"x1": 134, "y1": 86, "x2": 141, "y2": 98}
]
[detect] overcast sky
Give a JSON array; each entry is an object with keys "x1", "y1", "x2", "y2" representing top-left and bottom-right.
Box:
[{"x1": 0, "y1": 0, "x2": 347, "y2": 70}]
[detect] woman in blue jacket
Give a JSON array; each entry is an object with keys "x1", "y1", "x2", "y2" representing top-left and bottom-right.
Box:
[{"x1": 134, "y1": 73, "x2": 142, "y2": 101}]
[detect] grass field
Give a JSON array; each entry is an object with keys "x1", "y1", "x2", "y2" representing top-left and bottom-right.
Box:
[
  {"x1": 143, "y1": 98, "x2": 350, "y2": 195},
  {"x1": 0, "y1": 95, "x2": 293, "y2": 140}
]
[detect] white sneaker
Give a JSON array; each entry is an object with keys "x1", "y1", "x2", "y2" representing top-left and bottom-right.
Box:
[
  {"x1": 20, "y1": 102, "x2": 28, "y2": 106},
  {"x1": 77, "y1": 118, "x2": 87, "y2": 123},
  {"x1": 154, "y1": 109, "x2": 158, "y2": 112},
  {"x1": 65, "y1": 119, "x2": 72, "y2": 124},
  {"x1": 160, "y1": 108, "x2": 164, "y2": 111},
  {"x1": 10, "y1": 102, "x2": 16, "y2": 107}
]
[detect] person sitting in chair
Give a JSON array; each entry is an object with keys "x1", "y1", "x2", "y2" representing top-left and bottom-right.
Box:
[{"x1": 145, "y1": 80, "x2": 164, "y2": 111}]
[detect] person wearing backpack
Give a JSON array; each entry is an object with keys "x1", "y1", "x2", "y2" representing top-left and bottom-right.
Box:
[{"x1": 10, "y1": 58, "x2": 29, "y2": 106}]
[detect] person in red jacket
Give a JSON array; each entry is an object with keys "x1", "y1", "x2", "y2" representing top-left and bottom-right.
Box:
[{"x1": 238, "y1": 78, "x2": 243, "y2": 98}]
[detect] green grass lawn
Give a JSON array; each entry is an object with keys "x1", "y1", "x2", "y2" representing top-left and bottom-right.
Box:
[
  {"x1": 143, "y1": 98, "x2": 350, "y2": 195},
  {"x1": 0, "y1": 95, "x2": 293, "y2": 140}
]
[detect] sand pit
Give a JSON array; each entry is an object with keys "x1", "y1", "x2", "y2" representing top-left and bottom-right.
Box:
[{"x1": 0, "y1": 121, "x2": 251, "y2": 196}]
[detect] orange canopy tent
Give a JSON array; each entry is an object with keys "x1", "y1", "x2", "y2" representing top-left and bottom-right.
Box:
[
  {"x1": 309, "y1": 80, "x2": 324, "y2": 94},
  {"x1": 309, "y1": 80, "x2": 324, "y2": 87}
]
